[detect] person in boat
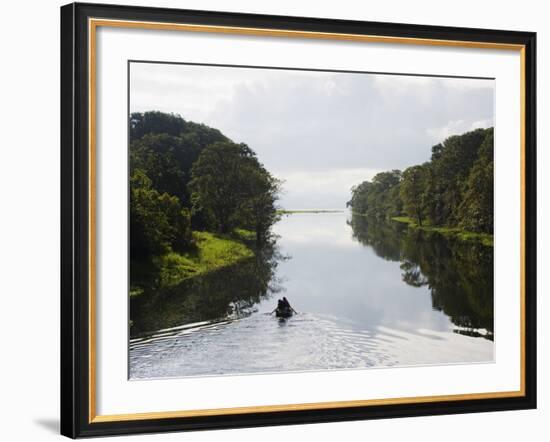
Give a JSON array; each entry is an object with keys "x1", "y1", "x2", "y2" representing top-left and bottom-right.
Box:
[
  {"x1": 282, "y1": 297, "x2": 297, "y2": 314},
  {"x1": 272, "y1": 298, "x2": 295, "y2": 316}
]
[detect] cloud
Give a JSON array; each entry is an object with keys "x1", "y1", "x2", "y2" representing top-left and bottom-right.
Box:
[
  {"x1": 130, "y1": 63, "x2": 494, "y2": 209},
  {"x1": 426, "y1": 117, "x2": 494, "y2": 142},
  {"x1": 278, "y1": 168, "x2": 380, "y2": 209}
]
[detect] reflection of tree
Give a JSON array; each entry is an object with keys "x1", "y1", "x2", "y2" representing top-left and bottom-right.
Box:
[
  {"x1": 349, "y1": 214, "x2": 494, "y2": 339},
  {"x1": 348, "y1": 215, "x2": 403, "y2": 261},
  {"x1": 130, "y1": 239, "x2": 284, "y2": 337},
  {"x1": 400, "y1": 261, "x2": 429, "y2": 287}
]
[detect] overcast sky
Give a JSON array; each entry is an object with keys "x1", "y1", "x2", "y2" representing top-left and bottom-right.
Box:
[{"x1": 130, "y1": 62, "x2": 494, "y2": 209}]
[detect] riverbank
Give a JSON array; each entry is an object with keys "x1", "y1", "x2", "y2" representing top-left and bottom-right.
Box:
[
  {"x1": 391, "y1": 216, "x2": 493, "y2": 247},
  {"x1": 130, "y1": 230, "x2": 254, "y2": 297}
]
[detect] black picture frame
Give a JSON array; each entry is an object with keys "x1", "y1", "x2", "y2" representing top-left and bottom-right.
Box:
[{"x1": 61, "y1": 2, "x2": 537, "y2": 438}]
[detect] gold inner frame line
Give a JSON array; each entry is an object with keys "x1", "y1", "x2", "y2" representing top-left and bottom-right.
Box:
[
  {"x1": 88, "y1": 17, "x2": 527, "y2": 423},
  {"x1": 90, "y1": 18, "x2": 525, "y2": 50}
]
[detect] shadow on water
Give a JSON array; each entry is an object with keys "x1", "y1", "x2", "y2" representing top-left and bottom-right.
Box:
[
  {"x1": 130, "y1": 240, "x2": 284, "y2": 338},
  {"x1": 348, "y1": 214, "x2": 494, "y2": 340}
]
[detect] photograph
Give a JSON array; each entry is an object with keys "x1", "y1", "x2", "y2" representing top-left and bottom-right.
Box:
[{"x1": 128, "y1": 62, "x2": 495, "y2": 380}]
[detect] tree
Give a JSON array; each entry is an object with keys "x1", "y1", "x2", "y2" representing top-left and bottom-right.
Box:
[
  {"x1": 400, "y1": 164, "x2": 428, "y2": 226},
  {"x1": 347, "y1": 170, "x2": 402, "y2": 220},
  {"x1": 348, "y1": 127, "x2": 494, "y2": 234},
  {"x1": 129, "y1": 115, "x2": 228, "y2": 210},
  {"x1": 130, "y1": 111, "x2": 187, "y2": 141},
  {"x1": 130, "y1": 134, "x2": 186, "y2": 202},
  {"x1": 189, "y1": 141, "x2": 280, "y2": 239},
  {"x1": 347, "y1": 180, "x2": 373, "y2": 214},
  {"x1": 238, "y1": 166, "x2": 282, "y2": 245},
  {"x1": 427, "y1": 128, "x2": 489, "y2": 225},
  {"x1": 457, "y1": 129, "x2": 494, "y2": 233},
  {"x1": 130, "y1": 169, "x2": 192, "y2": 259}
]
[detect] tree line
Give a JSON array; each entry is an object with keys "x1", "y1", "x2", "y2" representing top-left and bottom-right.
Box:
[
  {"x1": 347, "y1": 127, "x2": 494, "y2": 234},
  {"x1": 130, "y1": 111, "x2": 281, "y2": 262}
]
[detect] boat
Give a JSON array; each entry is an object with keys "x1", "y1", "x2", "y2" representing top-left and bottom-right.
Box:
[{"x1": 275, "y1": 307, "x2": 293, "y2": 318}]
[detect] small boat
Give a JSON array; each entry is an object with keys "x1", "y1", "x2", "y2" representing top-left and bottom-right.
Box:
[{"x1": 275, "y1": 307, "x2": 293, "y2": 318}]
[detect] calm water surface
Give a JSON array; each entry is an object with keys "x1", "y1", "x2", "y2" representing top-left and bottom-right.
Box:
[{"x1": 130, "y1": 212, "x2": 493, "y2": 379}]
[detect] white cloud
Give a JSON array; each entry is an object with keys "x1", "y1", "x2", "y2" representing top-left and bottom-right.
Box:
[
  {"x1": 427, "y1": 117, "x2": 494, "y2": 142},
  {"x1": 277, "y1": 168, "x2": 381, "y2": 209},
  {"x1": 130, "y1": 62, "x2": 494, "y2": 209}
]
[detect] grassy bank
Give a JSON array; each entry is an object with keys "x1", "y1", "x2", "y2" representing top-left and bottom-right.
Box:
[
  {"x1": 130, "y1": 231, "x2": 254, "y2": 297},
  {"x1": 391, "y1": 216, "x2": 493, "y2": 247}
]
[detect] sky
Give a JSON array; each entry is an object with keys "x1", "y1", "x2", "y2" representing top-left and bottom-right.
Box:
[{"x1": 130, "y1": 62, "x2": 494, "y2": 209}]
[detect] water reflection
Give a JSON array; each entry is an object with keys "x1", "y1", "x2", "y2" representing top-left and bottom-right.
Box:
[
  {"x1": 348, "y1": 214, "x2": 494, "y2": 339},
  {"x1": 130, "y1": 212, "x2": 494, "y2": 379},
  {"x1": 130, "y1": 240, "x2": 282, "y2": 338}
]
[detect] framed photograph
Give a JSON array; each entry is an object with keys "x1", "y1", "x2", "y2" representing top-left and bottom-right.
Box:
[{"x1": 60, "y1": 2, "x2": 536, "y2": 438}]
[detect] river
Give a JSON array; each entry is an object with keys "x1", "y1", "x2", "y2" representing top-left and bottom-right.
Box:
[{"x1": 130, "y1": 212, "x2": 493, "y2": 379}]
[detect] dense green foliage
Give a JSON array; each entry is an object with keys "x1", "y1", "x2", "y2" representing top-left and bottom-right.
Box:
[
  {"x1": 457, "y1": 130, "x2": 494, "y2": 232},
  {"x1": 129, "y1": 169, "x2": 192, "y2": 258},
  {"x1": 129, "y1": 111, "x2": 281, "y2": 295},
  {"x1": 400, "y1": 165, "x2": 428, "y2": 226},
  {"x1": 188, "y1": 141, "x2": 281, "y2": 242},
  {"x1": 347, "y1": 128, "x2": 494, "y2": 234},
  {"x1": 130, "y1": 112, "x2": 228, "y2": 209},
  {"x1": 346, "y1": 170, "x2": 402, "y2": 220}
]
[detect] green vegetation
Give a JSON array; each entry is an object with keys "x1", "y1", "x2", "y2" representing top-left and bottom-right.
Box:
[
  {"x1": 233, "y1": 228, "x2": 257, "y2": 242},
  {"x1": 150, "y1": 231, "x2": 254, "y2": 291},
  {"x1": 347, "y1": 128, "x2": 494, "y2": 245},
  {"x1": 130, "y1": 169, "x2": 192, "y2": 258},
  {"x1": 129, "y1": 111, "x2": 281, "y2": 298},
  {"x1": 391, "y1": 216, "x2": 493, "y2": 247},
  {"x1": 189, "y1": 141, "x2": 281, "y2": 244}
]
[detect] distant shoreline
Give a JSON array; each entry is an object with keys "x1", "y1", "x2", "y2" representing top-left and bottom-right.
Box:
[{"x1": 277, "y1": 209, "x2": 345, "y2": 214}]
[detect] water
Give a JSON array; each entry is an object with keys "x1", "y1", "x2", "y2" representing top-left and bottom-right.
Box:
[{"x1": 130, "y1": 212, "x2": 494, "y2": 379}]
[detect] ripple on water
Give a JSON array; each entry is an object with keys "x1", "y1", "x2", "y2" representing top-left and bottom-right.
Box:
[{"x1": 129, "y1": 311, "x2": 493, "y2": 379}]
